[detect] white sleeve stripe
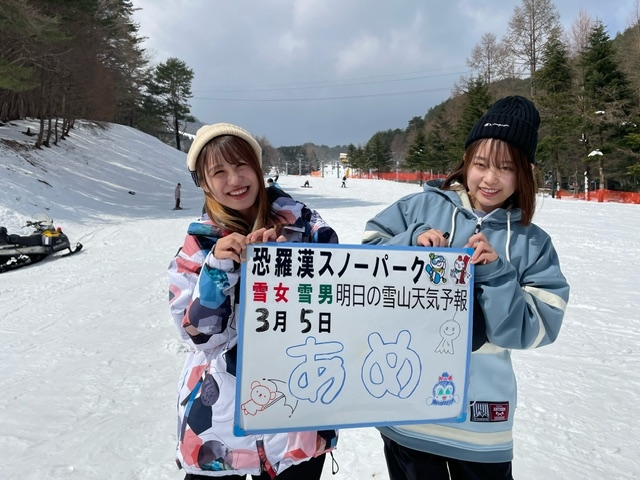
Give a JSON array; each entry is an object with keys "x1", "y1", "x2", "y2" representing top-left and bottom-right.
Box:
[
  {"x1": 523, "y1": 285, "x2": 567, "y2": 311},
  {"x1": 362, "y1": 229, "x2": 391, "y2": 242},
  {"x1": 522, "y1": 289, "x2": 546, "y2": 349},
  {"x1": 474, "y1": 343, "x2": 506, "y2": 354}
]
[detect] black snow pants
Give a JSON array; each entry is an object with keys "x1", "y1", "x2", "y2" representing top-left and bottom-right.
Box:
[
  {"x1": 382, "y1": 434, "x2": 513, "y2": 480},
  {"x1": 184, "y1": 452, "x2": 325, "y2": 480}
]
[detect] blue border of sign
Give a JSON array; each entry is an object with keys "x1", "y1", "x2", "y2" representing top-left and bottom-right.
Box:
[{"x1": 234, "y1": 242, "x2": 474, "y2": 437}]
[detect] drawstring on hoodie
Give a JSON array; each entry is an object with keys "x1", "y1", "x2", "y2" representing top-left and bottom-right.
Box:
[
  {"x1": 447, "y1": 201, "x2": 513, "y2": 263},
  {"x1": 467, "y1": 209, "x2": 512, "y2": 262},
  {"x1": 471, "y1": 209, "x2": 498, "y2": 237},
  {"x1": 505, "y1": 211, "x2": 511, "y2": 262},
  {"x1": 449, "y1": 207, "x2": 459, "y2": 244}
]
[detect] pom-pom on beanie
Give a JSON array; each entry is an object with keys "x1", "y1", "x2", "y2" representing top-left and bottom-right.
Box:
[
  {"x1": 186, "y1": 123, "x2": 262, "y2": 186},
  {"x1": 464, "y1": 95, "x2": 540, "y2": 164}
]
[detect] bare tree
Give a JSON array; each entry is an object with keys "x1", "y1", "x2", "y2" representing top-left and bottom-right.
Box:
[
  {"x1": 567, "y1": 9, "x2": 595, "y2": 115},
  {"x1": 622, "y1": 0, "x2": 640, "y2": 104},
  {"x1": 569, "y1": 9, "x2": 594, "y2": 56},
  {"x1": 505, "y1": 0, "x2": 561, "y2": 93},
  {"x1": 628, "y1": 0, "x2": 640, "y2": 27},
  {"x1": 467, "y1": 33, "x2": 512, "y2": 84}
]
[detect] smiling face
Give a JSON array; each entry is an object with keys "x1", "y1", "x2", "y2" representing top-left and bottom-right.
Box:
[
  {"x1": 196, "y1": 135, "x2": 265, "y2": 227},
  {"x1": 465, "y1": 138, "x2": 517, "y2": 213},
  {"x1": 439, "y1": 320, "x2": 461, "y2": 340},
  {"x1": 202, "y1": 156, "x2": 260, "y2": 222}
]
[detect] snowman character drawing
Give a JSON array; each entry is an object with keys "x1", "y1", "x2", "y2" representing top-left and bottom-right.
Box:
[
  {"x1": 425, "y1": 253, "x2": 447, "y2": 284},
  {"x1": 450, "y1": 254, "x2": 471, "y2": 285}
]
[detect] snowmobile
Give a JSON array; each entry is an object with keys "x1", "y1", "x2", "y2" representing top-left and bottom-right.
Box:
[{"x1": 0, "y1": 213, "x2": 83, "y2": 273}]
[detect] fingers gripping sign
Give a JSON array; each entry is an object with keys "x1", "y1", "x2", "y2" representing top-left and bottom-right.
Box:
[
  {"x1": 417, "y1": 229, "x2": 450, "y2": 248},
  {"x1": 465, "y1": 232, "x2": 498, "y2": 265},
  {"x1": 213, "y1": 232, "x2": 248, "y2": 263},
  {"x1": 214, "y1": 228, "x2": 288, "y2": 263},
  {"x1": 246, "y1": 227, "x2": 286, "y2": 244}
]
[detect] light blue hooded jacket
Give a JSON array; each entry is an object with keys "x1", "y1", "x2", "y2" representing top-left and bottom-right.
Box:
[{"x1": 362, "y1": 180, "x2": 569, "y2": 463}]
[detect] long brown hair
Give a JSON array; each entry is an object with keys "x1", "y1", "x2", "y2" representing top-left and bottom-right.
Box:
[
  {"x1": 195, "y1": 135, "x2": 274, "y2": 235},
  {"x1": 442, "y1": 138, "x2": 537, "y2": 225}
]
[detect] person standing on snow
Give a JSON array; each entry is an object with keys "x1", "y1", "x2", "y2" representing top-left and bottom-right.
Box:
[
  {"x1": 362, "y1": 96, "x2": 570, "y2": 480},
  {"x1": 341, "y1": 175, "x2": 347, "y2": 188},
  {"x1": 168, "y1": 123, "x2": 339, "y2": 479},
  {"x1": 174, "y1": 182, "x2": 182, "y2": 210}
]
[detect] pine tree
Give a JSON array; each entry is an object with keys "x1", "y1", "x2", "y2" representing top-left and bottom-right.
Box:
[
  {"x1": 580, "y1": 21, "x2": 634, "y2": 189},
  {"x1": 535, "y1": 27, "x2": 579, "y2": 194},
  {"x1": 146, "y1": 57, "x2": 194, "y2": 151},
  {"x1": 582, "y1": 22, "x2": 633, "y2": 107},
  {"x1": 453, "y1": 77, "x2": 492, "y2": 160},
  {"x1": 425, "y1": 125, "x2": 450, "y2": 176},
  {"x1": 405, "y1": 130, "x2": 428, "y2": 175},
  {"x1": 367, "y1": 134, "x2": 392, "y2": 173}
]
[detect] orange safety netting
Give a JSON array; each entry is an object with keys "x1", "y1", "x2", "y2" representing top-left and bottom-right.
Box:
[
  {"x1": 556, "y1": 189, "x2": 640, "y2": 204},
  {"x1": 308, "y1": 169, "x2": 640, "y2": 205}
]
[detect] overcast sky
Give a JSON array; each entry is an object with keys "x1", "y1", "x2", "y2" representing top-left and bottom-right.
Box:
[{"x1": 131, "y1": 0, "x2": 637, "y2": 147}]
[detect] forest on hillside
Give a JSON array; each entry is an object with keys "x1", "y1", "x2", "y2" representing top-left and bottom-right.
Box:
[
  {"x1": 2, "y1": 0, "x2": 640, "y2": 192},
  {"x1": 347, "y1": 2, "x2": 640, "y2": 193},
  {"x1": 0, "y1": 0, "x2": 195, "y2": 151}
]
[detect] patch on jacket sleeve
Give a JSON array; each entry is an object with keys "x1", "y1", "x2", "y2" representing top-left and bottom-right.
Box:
[{"x1": 469, "y1": 401, "x2": 509, "y2": 422}]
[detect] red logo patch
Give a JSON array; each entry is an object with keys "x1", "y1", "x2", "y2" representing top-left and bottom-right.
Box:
[{"x1": 470, "y1": 401, "x2": 510, "y2": 422}]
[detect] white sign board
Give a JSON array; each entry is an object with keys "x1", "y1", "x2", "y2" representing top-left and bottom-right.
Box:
[{"x1": 234, "y1": 243, "x2": 474, "y2": 436}]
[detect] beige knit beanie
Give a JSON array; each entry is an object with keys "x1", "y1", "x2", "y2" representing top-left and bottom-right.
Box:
[{"x1": 186, "y1": 123, "x2": 262, "y2": 186}]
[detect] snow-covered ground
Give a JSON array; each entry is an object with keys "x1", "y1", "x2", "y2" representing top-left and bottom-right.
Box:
[{"x1": 0, "y1": 120, "x2": 639, "y2": 479}]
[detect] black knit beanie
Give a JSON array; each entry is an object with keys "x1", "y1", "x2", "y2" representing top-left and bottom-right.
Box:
[{"x1": 464, "y1": 95, "x2": 540, "y2": 164}]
